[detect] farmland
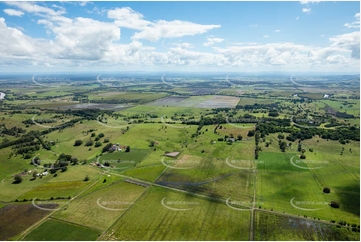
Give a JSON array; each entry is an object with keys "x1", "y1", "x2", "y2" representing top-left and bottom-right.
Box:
[{"x1": 0, "y1": 72, "x2": 359, "y2": 240}]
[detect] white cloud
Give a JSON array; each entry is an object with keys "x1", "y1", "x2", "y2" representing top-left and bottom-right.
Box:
[
  {"x1": 275, "y1": 29, "x2": 281, "y2": 33},
  {"x1": 0, "y1": 3, "x2": 359, "y2": 72},
  {"x1": 6, "y1": 1, "x2": 65, "y2": 16},
  {"x1": 203, "y1": 37, "x2": 224, "y2": 46},
  {"x1": 302, "y1": 8, "x2": 311, "y2": 14},
  {"x1": 108, "y1": 7, "x2": 150, "y2": 30},
  {"x1": 133, "y1": 20, "x2": 220, "y2": 42},
  {"x1": 344, "y1": 13, "x2": 360, "y2": 29},
  {"x1": 108, "y1": 7, "x2": 220, "y2": 42},
  {"x1": 174, "y1": 42, "x2": 194, "y2": 49},
  {"x1": 250, "y1": 24, "x2": 258, "y2": 27},
  {"x1": 300, "y1": 1, "x2": 321, "y2": 4},
  {"x1": 329, "y1": 31, "x2": 360, "y2": 59},
  {"x1": 263, "y1": 35, "x2": 270, "y2": 38},
  {"x1": 296, "y1": 16, "x2": 299, "y2": 20},
  {"x1": 3, "y1": 9, "x2": 24, "y2": 17},
  {"x1": 320, "y1": 34, "x2": 324, "y2": 37}
]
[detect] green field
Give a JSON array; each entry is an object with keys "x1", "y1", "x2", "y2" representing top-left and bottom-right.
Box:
[
  {"x1": 102, "y1": 186, "x2": 250, "y2": 240},
  {"x1": 23, "y1": 218, "x2": 100, "y2": 241}
]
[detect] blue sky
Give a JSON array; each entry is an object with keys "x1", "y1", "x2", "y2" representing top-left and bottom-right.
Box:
[{"x1": 0, "y1": 1, "x2": 359, "y2": 73}]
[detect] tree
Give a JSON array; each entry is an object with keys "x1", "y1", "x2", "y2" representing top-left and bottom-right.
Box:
[
  {"x1": 91, "y1": 133, "x2": 96, "y2": 137},
  {"x1": 95, "y1": 141, "x2": 102, "y2": 147},
  {"x1": 85, "y1": 140, "x2": 94, "y2": 146},
  {"x1": 323, "y1": 187, "x2": 331, "y2": 193},
  {"x1": 300, "y1": 154, "x2": 306, "y2": 159},
  {"x1": 32, "y1": 171, "x2": 38, "y2": 178},
  {"x1": 74, "y1": 140, "x2": 83, "y2": 146},
  {"x1": 125, "y1": 146, "x2": 130, "y2": 152},
  {"x1": 237, "y1": 135, "x2": 243, "y2": 141},
  {"x1": 84, "y1": 175, "x2": 89, "y2": 181},
  {"x1": 149, "y1": 140, "x2": 156, "y2": 147},
  {"x1": 247, "y1": 130, "x2": 255, "y2": 137},
  {"x1": 98, "y1": 133, "x2": 105, "y2": 138},
  {"x1": 330, "y1": 201, "x2": 340, "y2": 208},
  {"x1": 61, "y1": 166, "x2": 67, "y2": 172},
  {"x1": 104, "y1": 138, "x2": 110, "y2": 143},
  {"x1": 13, "y1": 174, "x2": 22, "y2": 184}
]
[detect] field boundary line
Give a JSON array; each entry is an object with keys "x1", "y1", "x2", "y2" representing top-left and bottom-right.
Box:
[
  {"x1": 47, "y1": 216, "x2": 102, "y2": 232},
  {"x1": 253, "y1": 208, "x2": 349, "y2": 229},
  {"x1": 97, "y1": 186, "x2": 150, "y2": 241},
  {"x1": 17, "y1": 178, "x2": 100, "y2": 240}
]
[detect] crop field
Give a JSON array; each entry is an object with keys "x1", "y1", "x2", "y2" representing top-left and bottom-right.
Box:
[
  {"x1": 0, "y1": 73, "x2": 359, "y2": 240},
  {"x1": 88, "y1": 91, "x2": 168, "y2": 103},
  {"x1": 0, "y1": 204, "x2": 55, "y2": 240},
  {"x1": 150, "y1": 95, "x2": 240, "y2": 108},
  {"x1": 102, "y1": 186, "x2": 250, "y2": 241},
  {"x1": 95, "y1": 148, "x2": 151, "y2": 171},
  {"x1": 52, "y1": 181, "x2": 146, "y2": 230},
  {"x1": 254, "y1": 211, "x2": 360, "y2": 241},
  {"x1": 23, "y1": 218, "x2": 100, "y2": 241}
]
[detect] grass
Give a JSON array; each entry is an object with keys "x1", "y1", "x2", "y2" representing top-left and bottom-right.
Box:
[
  {"x1": 254, "y1": 211, "x2": 360, "y2": 241},
  {"x1": 102, "y1": 186, "x2": 250, "y2": 240},
  {"x1": 52, "y1": 181, "x2": 146, "y2": 230},
  {"x1": 23, "y1": 218, "x2": 100, "y2": 241}
]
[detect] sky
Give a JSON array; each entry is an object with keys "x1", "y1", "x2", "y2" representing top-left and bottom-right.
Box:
[{"x1": 0, "y1": 0, "x2": 359, "y2": 73}]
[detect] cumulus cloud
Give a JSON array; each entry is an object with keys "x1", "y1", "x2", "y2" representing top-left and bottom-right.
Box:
[
  {"x1": 263, "y1": 35, "x2": 270, "y2": 38},
  {"x1": 0, "y1": 2, "x2": 359, "y2": 72},
  {"x1": 203, "y1": 37, "x2": 224, "y2": 46},
  {"x1": 108, "y1": 7, "x2": 220, "y2": 42},
  {"x1": 275, "y1": 30, "x2": 281, "y2": 33},
  {"x1": 6, "y1": 1, "x2": 65, "y2": 16},
  {"x1": 3, "y1": 9, "x2": 24, "y2": 17},
  {"x1": 302, "y1": 8, "x2": 311, "y2": 14},
  {"x1": 329, "y1": 31, "x2": 360, "y2": 59},
  {"x1": 344, "y1": 13, "x2": 360, "y2": 28}
]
